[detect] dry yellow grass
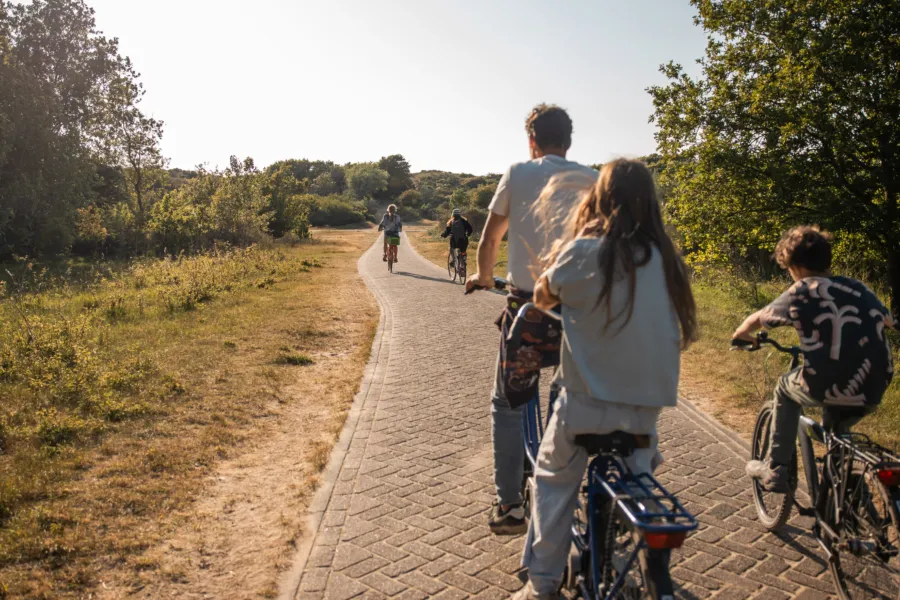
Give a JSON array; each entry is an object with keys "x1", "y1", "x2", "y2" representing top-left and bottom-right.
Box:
[{"x1": 0, "y1": 229, "x2": 378, "y2": 598}]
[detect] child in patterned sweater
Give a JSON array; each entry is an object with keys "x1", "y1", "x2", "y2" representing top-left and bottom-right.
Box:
[{"x1": 733, "y1": 226, "x2": 896, "y2": 492}]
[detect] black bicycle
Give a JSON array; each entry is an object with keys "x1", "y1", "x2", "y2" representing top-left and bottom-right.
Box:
[
  {"x1": 733, "y1": 332, "x2": 900, "y2": 599},
  {"x1": 447, "y1": 248, "x2": 466, "y2": 283}
]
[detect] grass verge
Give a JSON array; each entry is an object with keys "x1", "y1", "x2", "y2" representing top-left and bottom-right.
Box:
[{"x1": 0, "y1": 230, "x2": 377, "y2": 597}]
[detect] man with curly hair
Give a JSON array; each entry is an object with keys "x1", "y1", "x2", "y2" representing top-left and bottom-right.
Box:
[
  {"x1": 733, "y1": 226, "x2": 897, "y2": 492},
  {"x1": 466, "y1": 104, "x2": 597, "y2": 535}
]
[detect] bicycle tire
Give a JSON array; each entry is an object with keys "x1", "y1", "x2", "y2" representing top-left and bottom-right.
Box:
[
  {"x1": 825, "y1": 467, "x2": 900, "y2": 599},
  {"x1": 388, "y1": 250, "x2": 393, "y2": 273},
  {"x1": 458, "y1": 258, "x2": 466, "y2": 284},
  {"x1": 750, "y1": 405, "x2": 796, "y2": 531},
  {"x1": 600, "y1": 504, "x2": 658, "y2": 599},
  {"x1": 447, "y1": 250, "x2": 455, "y2": 281}
]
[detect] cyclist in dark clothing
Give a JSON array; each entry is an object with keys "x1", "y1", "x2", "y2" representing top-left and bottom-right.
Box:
[{"x1": 441, "y1": 208, "x2": 473, "y2": 263}]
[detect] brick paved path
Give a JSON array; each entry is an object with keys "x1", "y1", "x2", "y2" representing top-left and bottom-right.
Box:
[{"x1": 285, "y1": 234, "x2": 837, "y2": 600}]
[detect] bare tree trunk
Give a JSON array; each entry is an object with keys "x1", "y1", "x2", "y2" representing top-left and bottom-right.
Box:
[{"x1": 134, "y1": 166, "x2": 143, "y2": 219}]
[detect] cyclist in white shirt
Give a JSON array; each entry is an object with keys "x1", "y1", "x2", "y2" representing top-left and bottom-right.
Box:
[
  {"x1": 466, "y1": 104, "x2": 598, "y2": 535},
  {"x1": 377, "y1": 204, "x2": 402, "y2": 262}
]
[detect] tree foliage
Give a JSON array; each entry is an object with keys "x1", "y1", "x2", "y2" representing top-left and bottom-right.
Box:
[
  {"x1": 650, "y1": 0, "x2": 900, "y2": 310},
  {"x1": 376, "y1": 154, "x2": 413, "y2": 201},
  {"x1": 346, "y1": 163, "x2": 389, "y2": 201},
  {"x1": 0, "y1": 0, "x2": 165, "y2": 257}
]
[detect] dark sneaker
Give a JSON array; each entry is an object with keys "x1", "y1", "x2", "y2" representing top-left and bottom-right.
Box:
[
  {"x1": 746, "y1": 460, "x2": 791, "y2": 493},
  {"x1": 490, "y1": 501, "x2": 527, "y2": 535},
  {"x1": 509, "y1": 581, "x2": 559, "y2": 600}
]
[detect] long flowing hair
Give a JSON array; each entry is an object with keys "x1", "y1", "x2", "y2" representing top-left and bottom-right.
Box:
[{"x1": 539, "y1": 159, "x2": 698, "y2": 348}]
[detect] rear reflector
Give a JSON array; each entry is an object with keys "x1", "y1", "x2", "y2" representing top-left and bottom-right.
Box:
[
  {"x1": 877, "y1": 468, "x2": 900, "y2": 487},
  {"x1": 644, "y1": 531, "x2": 687, "y2": 550}
]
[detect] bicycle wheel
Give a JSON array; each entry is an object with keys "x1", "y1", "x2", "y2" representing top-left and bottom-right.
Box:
[
  {"x1": 599, "y1": 505, "x2": 658, "y2": 599},
  {"x1": 458, "y1": 256, "x2": 466, "y2": 284},
  {"x1": 388, "y1": 249, "x2": 394, "y2": 273},
  {"x1": 750, "y1": 405, "x2": 796, "y2": 530},
  {"x1": 447, "y1": 250, "x2": 456, "y2": 281},
  {"x1": 825, "y1": 467, "x2": 900, "y2": 599}
]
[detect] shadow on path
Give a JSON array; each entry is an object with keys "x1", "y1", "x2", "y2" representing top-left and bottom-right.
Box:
[{"x1": 393, "y1": 270, "x2": 462, "y2": 286}]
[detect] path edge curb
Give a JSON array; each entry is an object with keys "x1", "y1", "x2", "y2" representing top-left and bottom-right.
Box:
[
  {"x1": 677, "y1": 395, "x2": 751, "y2": 457},
  {"x1": 278, "y1": 242, "x2": 387, "y2": 600}
]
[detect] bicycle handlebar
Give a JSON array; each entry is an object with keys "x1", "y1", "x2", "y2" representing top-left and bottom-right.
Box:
[
  {"x1": 464, "y1": 276, "x2": 508, "y2": 295},
  {"x1": 730, "y1": 331, "x2": 801, "y2": 357}
]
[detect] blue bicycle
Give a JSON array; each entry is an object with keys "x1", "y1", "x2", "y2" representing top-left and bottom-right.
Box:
[{"x1": 491, "y1": 278, "x2": 698, "y2": 599}]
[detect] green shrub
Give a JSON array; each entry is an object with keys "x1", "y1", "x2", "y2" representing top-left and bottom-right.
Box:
[
  {"x1": 149, "y1": 187, "x2": 210, "y2": 253},
  {"x1": 304, "y1": 194, "x2": 367, "y2": 227}
]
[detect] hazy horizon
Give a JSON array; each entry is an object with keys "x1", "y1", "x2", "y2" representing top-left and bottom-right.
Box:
[{"x1": 87, "y1": 0, "x2": 708, "y2": 174}]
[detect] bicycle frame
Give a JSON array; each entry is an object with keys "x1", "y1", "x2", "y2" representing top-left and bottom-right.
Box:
[{"x1": 523, "y1": 384, "x2": 559, "y2": 470}]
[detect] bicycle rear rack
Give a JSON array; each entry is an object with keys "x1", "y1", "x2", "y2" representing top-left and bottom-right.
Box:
[
  {"x1": 830, "y1": 432, "x2": 900, "y2": 468},
  {"x1": 589, "y1": 460, "x2": 698, "y2": 534}
]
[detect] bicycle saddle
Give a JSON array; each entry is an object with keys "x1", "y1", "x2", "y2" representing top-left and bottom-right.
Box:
[{"x1": 575, "y1": 431, "x2": 652, "y2": 457}]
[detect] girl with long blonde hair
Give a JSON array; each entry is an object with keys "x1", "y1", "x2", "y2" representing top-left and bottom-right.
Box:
[{"x1": 514, "y1": 159, "x2": 697, "y2": 600}]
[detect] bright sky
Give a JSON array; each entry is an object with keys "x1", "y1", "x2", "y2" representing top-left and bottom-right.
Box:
[{"x1": 87, "y1": 0, "x2": 707, "y2": 174}]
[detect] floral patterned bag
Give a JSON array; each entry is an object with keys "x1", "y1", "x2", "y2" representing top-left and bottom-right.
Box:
[{"x1": 495, "y1": 293, "x2": 562, "y2": 409}]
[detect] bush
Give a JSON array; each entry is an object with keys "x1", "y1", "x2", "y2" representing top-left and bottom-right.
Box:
[
  {"x1": 468, "y1": 184, "x2": 495, "y2": 210},
  {"x1": 397, "y1": 189, "x2": 422, "y2": 211},
  {"x1": 464, "y1": 207, "x2": 488, "y2": 238},
  {"x1": 303, "y1": 194, "x2": 367, "y2": 227},
  {"x1": 71, "y1": 206, "x2": 108, "y2": 256},
  {"x1": 149, "y1": 187, "x2": 210, "y2": 253}
]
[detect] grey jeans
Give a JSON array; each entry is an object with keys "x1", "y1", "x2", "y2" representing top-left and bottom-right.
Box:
[
  {"x1": 491, "y1": 353, "x2": 525, "y2": 506},
  {"x1": 769, "y1": 368, "x2": 873, "y2": 466}
]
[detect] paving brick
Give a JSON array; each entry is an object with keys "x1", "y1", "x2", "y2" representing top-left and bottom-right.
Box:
[
  {"x1": 360, "y1": 572, "x2": 407, "y2": 596},
  {"x1": 397, "y1": 570, "x2": 447, "y2": 596},
  {"x1": 681, "y1": 552, "x2": 722, "y2": 574}
]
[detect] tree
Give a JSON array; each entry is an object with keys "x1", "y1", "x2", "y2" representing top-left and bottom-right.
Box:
[
  {"x1": 210, "y1": 156, "x2": 270, "y2": 244},
  {"x1": 263, "y1": 164, "x2": 306, "y2": 237},
  {"x1": 650, "y1": 0, "x2": 900, "y2": 313},
  {"x1": 346, "y1": 163, "x2": 389, "y2": 201},
  {"x1": 0, "y1": 61, "x2": 92, "y2": 257},
  {"x1": 100, "y1": 75, "x2": 166, "y2": 218},
  {"x1": 376, "y1": 154, "x2": 413, "y2": 201},
  {"x1": 5, "y1": 0, "x2": 135, "y2": 148},
  {"x1": 0, "y1": 0, "x2": 160, "y2": 257},
  {"x1": 309, "y1": 172, "x2": 339, "y2": 196}
]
